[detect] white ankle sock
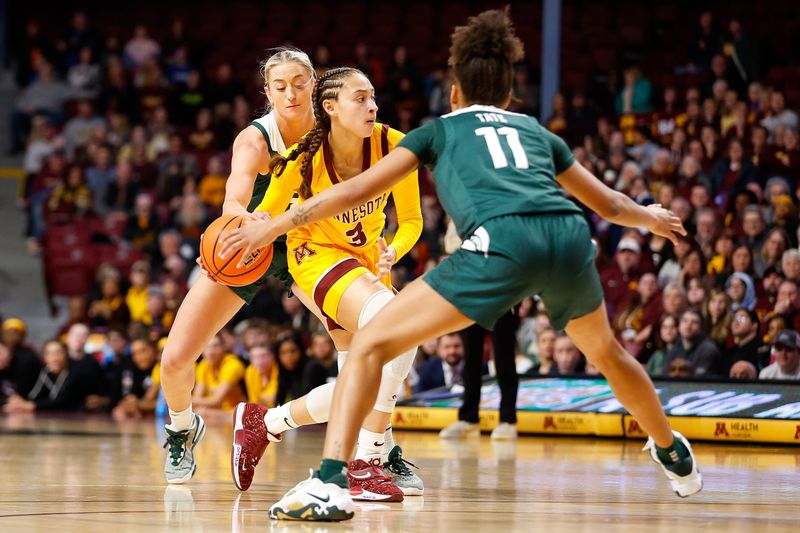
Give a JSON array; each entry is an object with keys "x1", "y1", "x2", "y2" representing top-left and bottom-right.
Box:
[
  {"x1": 355, "y1": 428, "x2": 386, "y2": 466},
  {"x1": 264, "y1": 403, "x2": 298, "y2": 435},
  {"x1": 382, "y1": 425, "x2": 395, "y2": 462},
  {"x1": 167, "y1": 406, "x2": 194, "y2": 432}
]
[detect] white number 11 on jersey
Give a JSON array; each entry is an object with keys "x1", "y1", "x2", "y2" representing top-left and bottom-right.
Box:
[{"x1": 474, "y1": 126, "x2": 529, "y2": 169}]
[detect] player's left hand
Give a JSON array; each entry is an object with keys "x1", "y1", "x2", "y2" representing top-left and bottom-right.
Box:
[
  {"x1": 373, "y1": 237, "x2": 397, "y2": 281},
  {"x1": 645, "y1": 203, "x2": 687, "y2": 246},
  {"x1": 217, "y1": 219, "x2": 276, "y2": 268}
]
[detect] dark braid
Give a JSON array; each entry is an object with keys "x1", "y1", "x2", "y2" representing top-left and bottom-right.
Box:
[{"x1": 268, "y1": 67, "x2": 362, "y2": 199}]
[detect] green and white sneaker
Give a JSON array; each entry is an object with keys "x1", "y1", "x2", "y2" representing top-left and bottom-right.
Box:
[
  {"x1": 384, "y1": 445, "x2": 424, "y2": 496},
  {"x1": 163, "y1": 414, "x2": 206, "y2": 484},
  {"x1": 643, "y1": 430, "x2": 703, "y2": 497},
  {"x1": 269, "y1": 470, "x2": 354, "y2": 521}
]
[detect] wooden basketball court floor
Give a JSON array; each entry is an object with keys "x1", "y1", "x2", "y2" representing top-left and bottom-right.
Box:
[{"x1": 0, "y1": 415, "x2": 798, "y2": 532}]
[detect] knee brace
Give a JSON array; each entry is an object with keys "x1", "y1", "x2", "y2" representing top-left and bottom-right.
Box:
[
  {"x1": 357, "y1": 289, "x2": 419, "y2": 413},
  {"x1": 373, "y1": 346, "x2": 418, "y2": 413},
  {"x1": 358, "y1": 289, "x2": 394, "y2": 329},
  {"x1": 305, "y1": 381, "x2": 335, "y2": 423}
]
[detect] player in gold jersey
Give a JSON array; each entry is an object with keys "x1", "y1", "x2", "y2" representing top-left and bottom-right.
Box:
[{"x1": 224, "y1": 67, "x2": 424, "y2": 500}]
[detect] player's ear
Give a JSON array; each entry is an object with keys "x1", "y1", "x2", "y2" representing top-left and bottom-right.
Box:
[
  {"x1": 449, "y1": 83, "x2": 460, "y2": 112},
  {"x1": 501, "y1": 91, "x2": 513, "y2": 110},
  {"x1": 322, "y1": 98, "x2": 336, "y2": 117}
]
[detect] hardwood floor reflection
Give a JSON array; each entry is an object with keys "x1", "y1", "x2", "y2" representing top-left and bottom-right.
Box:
[{"x1": 0, "y1": 415, "x2": 798, "y2": 532}]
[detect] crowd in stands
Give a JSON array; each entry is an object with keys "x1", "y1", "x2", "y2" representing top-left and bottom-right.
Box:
[{"x1": 3, "y1": 5, "x2": 800, "y2": 417}]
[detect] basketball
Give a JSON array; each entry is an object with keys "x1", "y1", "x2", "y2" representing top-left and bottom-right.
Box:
[{"x1": 199, "y1": 214, "x2": 273, "y2": 286}]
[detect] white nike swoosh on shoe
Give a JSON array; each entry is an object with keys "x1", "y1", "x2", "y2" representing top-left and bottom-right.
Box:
[{"x1": 350, "y1": 472, "x2": 373, "y2": 479}]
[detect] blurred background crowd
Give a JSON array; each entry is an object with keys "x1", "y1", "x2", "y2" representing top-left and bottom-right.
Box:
[{"x1": 2, "y1": 1, "x2": 800, "y2": 420}]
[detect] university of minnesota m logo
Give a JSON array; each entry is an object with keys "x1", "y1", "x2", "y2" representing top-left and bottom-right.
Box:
[
  {"x1": 293, "y1": 243, "x2": 317, "y2": 265},
  {"x1": 714, "y1": 422, "x2": 730, "y2": 437},
  {"x1": 795, "y1": 425, "x2": 800, "y2": 440},
  {"x1": 543, "y1": 416, "x2": 557, "y2": 430},
  {"x1": 627, "y1": 419, "x2": 643, "y2": 435}
]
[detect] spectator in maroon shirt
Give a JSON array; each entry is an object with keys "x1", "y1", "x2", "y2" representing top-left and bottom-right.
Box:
[
  {"x1": 601, "y1": 238, "x2": 641, "y2": 318},
  {"x1": 709, "y1": 139, "x2": 756, "y2": 206},
  {"x1": 774, "y1": 128, "x2": 800, "y2": 182},
  {"x1": 756, "y1": 266, "x2": 784, "y2": 318},
  {"x1": 693, "y1": 207, "x2": 719, "y2": 260},
  {"x1": 772, "y1": 279, "x2": 800, "y2": 332},
  {"x1": 613, "y1": 272, "x2": 663, "y2": 358},
  {"x1": 741, "y1": 205, "x2": 767, "y2": 257},
  {"x1": 676, "y1": 155, "x2": 710, "y2": 199}
]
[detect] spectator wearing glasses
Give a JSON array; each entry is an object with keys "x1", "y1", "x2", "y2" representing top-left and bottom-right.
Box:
[{"x1": 723, "y1": 309, "x2": 770, "y2": 374}]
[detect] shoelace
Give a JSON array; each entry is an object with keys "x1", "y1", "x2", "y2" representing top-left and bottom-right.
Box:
[
  {"x1": 385, "y1": 452, "x2": 419, "y2": 477},
  {"x1": 164, "y1": 430, "x2": 189, "y2": 466}
]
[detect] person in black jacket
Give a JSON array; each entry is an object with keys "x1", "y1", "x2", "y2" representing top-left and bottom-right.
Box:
[
  {"x1": 3, "y1": 341, "x2": 83, "y2": 413},
  {"x1": 0, "y1": 319, "x2": 42, "y2": 399},
  {"x1": 303, "y1": 332, "x2": 338, "y2": 392}
]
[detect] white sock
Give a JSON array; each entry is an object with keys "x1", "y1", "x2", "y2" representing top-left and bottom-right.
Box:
[
  {"x1": 264, "y1": 402, "x2": 298, "y2": 435},
  {"x1": 167, "y1": 406, "x2": 194, "y2": 432},
  {"x1": 382, "y1": 425, "x2": 395, "y2": 462},
  {"x1": 355, "y1": 428, "x2": 386, "y2": 466}
]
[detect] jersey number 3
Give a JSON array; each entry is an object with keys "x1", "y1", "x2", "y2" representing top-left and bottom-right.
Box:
[
  {"x1": 346, "y1": 222, "x2": 368, "y2": 247},
  {"x1": 475, "y1": 126, "x2": 529, "y2": 169}
]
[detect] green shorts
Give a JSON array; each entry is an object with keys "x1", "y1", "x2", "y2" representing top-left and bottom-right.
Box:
[
  {"x1": 228, "y1": 240, "x2": 293, "y2": 304},
  {"x1": 424, "y1": 213, "x2": 603, "y2": 330}
]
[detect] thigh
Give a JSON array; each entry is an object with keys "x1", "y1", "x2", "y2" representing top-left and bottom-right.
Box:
[
  {"x1": 292, "y1": 282, "x2": 353, "y2": 350},
  {"x1": 350, "y1": 277, "x2": 475, "y2": 364},
  {"x1": 424, "y1": 248, "x2": 532, "y2": 330},
  {"x1": 335, "y1": 273, "x2": 393, "y2": 332},
  {"x1": 535, "y1": 216, "x2": 604, "y2": 330},
  {"x1": 288, "y1": 237, "x2": 389, "y2": 332},
  {"x1": 162, "y1": 276, "x2": 244, "y2": 366}
]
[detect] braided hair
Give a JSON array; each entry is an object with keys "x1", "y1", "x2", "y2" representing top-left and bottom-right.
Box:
[{"x1": 269, "y1": 67, "x2": 363, "y2": 199}]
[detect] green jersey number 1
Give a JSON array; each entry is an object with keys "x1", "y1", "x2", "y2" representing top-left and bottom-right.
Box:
[{"x1": 474, "y1": 126, "x2": 529, "y2": 169}]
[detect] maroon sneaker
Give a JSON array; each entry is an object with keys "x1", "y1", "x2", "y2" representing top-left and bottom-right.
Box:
[
  {"x1": 347, "y1": 459, "x2": 404, "y2": 502},
  {"x1": 231, "y1": 402, "x2": 281, "y2": 491}
]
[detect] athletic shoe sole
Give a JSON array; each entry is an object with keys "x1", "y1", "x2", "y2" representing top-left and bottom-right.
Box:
[
  {"x1": 397, "y1": 486, "x2": 424, "y2": 496},
  {"x1": 269, "y1": 504, "x2": 354, "y2": 521},
  {"x1": 350, "y1": 486, "x2": 404, "y2": 502},
  {"x1": 231, "y1": 403, "x2": 246, "y2": 491}
]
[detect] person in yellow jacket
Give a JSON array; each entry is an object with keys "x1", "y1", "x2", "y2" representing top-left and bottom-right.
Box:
[
  {"x1": 192, "y1": 333, "x2": 245, "y2": 419},
  {"x1": 243, "y1": 344, "x2": 279, "y2": 407}
]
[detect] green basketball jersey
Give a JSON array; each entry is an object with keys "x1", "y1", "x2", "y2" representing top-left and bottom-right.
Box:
[
  {"x1": 399, "y1": 104, "x2": 580, "y2": 240},
  {"x1": 247, "y1": 117, "x2": 288, "y2": 243},
  {"x1": 247, "y1": 120, "x2": 277, "y2": 211}
]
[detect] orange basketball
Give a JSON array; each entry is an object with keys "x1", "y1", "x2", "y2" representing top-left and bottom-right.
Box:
[{"x1": 199, "y1": 214, "x2": 273, "y2": 287}]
